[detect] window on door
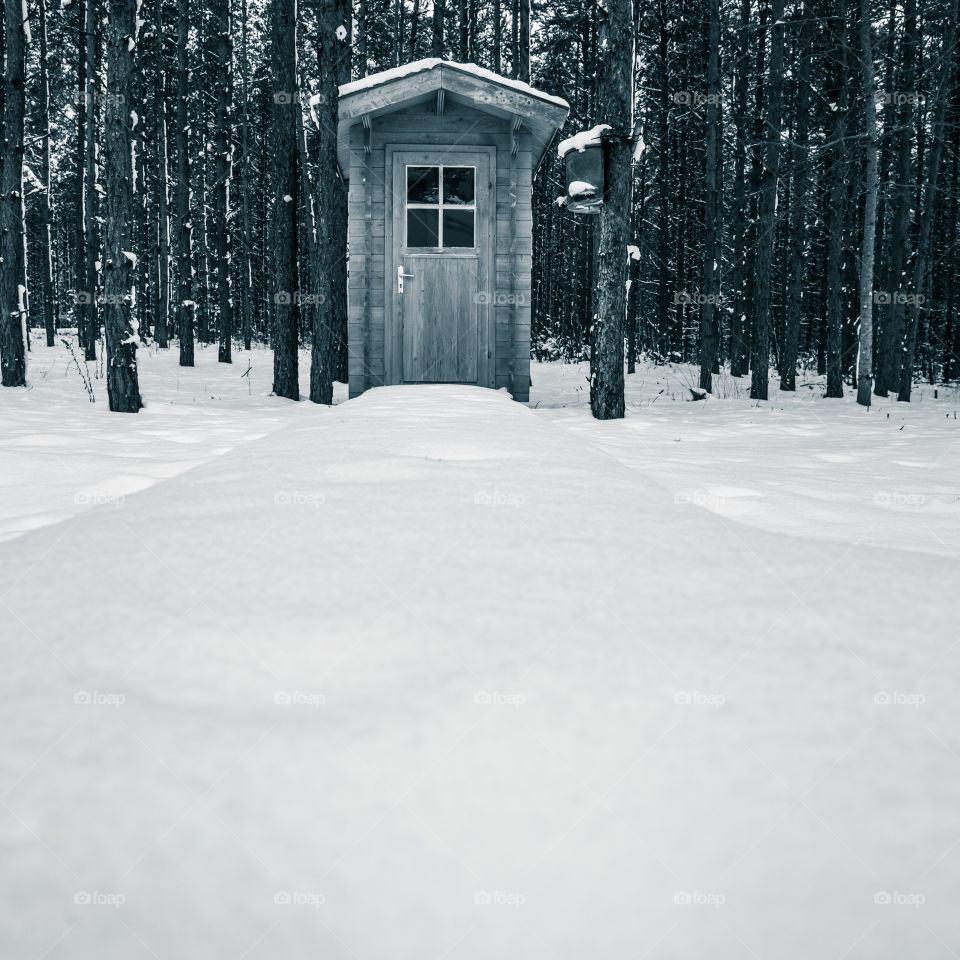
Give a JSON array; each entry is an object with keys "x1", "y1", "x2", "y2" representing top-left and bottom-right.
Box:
[{"x1": 406, "y1": 165, "x2": 476, "y2": 249}]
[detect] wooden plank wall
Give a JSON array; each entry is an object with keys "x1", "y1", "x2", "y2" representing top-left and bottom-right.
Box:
[{"x1": 346, "y1": 99, "x2": 534, "y2": 400}]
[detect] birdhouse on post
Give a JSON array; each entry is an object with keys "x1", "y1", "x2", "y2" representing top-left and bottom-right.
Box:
[
  {"x1": 558, "y1": 124, "x2": 611, "y2": 214},
  {"x1": 336, "y1": 59, "x2": 569, "y2": 403}
]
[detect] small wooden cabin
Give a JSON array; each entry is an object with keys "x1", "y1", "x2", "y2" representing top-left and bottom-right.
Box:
[{"x1": 337, "y1": 60, "x2": 569, "y2": 402}]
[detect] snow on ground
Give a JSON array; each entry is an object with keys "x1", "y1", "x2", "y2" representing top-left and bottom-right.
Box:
[{"x1": 1, "y1": 342, "x2": 958, "y2": 959}]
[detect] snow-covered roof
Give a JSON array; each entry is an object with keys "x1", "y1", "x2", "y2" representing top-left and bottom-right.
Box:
[
  {"x1": 336, "y1": 59, "x2": 570, "y2": 178},
  {"x1": 340, "y1": 58, "x2": 570, "y2": 111}
]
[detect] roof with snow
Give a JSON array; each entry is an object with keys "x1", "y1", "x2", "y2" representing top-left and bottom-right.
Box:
[{"x1": 336, "y1": 59, "x2": 570, "y2": 174}]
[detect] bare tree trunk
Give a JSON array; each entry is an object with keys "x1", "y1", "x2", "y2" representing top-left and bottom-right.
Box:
[
  {"x1": 750, "y1": 0, "x2": 785, "y2": 401},
  {"x1": 74, "y1": 0, "x2": 89, "y2": 357},
  {"x1": 83, "y1": 0, "x2": 101, "y2": 361},
  {"x1": 240, "y1": 0, "x2": 252, "y2": 350},
  {"x1": 699, "y1": 0, "x2": 721, "y2": 392},
  {"x1": 213, "y1": 0, "x2": 233, "y2": 362},
  {"x1": 175, "y1": 0, "x2": 195, "y2": 366},
  {"x1": 0, "y1": 0, "x2": 28, "y2": 385},
  {"x1": 272, "y1": 0, "x2": 300, "y2": 399},
  {"x1": 590, "y1": 0, "x2": 633, "y2": 419},
  {"x1": 857, "y1": 0, "x2": 879, "y2": 405},
  {"x1": 492, "y1": 0, "x2": 501, "y2": 72},
  {"x1": 825, "y1": 0, "x2": 848, "y2": 398},
  {"x1": 517, "y1": 0, "x2": 529, "y2": 82},
  {"x1": 410, "y1": 0, "x2": 420, "y2": 58},
  {"x1": 154, "y1": 0, "x2": 170, "y2": 347},
  {"x1": 431, "y1": 0, "x2": 443, "y2": 57},
  {"x1": 37, "y1": 0, "x2": 56, "y2": 347},
  {"x1": 780, "y1": 0, "x2": 811, "y2": 391},
  {"x1": 310, "y1": 0, "x2": 350, "y2": 403},
  {"x1": 103, "y1": 0, "x2": 143, "y2": 411}
]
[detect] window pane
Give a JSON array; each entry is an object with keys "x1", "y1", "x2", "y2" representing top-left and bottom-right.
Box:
[
  {"x1": 443, "y1": 167, "x2": 475, "y2": 205},
  {"x1": 407, "y1": 166, "x2": 439, "y2": 204},
  {"x1": 407, "y1": 208, "x2": 439, "y2": 247},
  {"x1": 443, "y1": 209, "x2": 475, "y2": 247}
]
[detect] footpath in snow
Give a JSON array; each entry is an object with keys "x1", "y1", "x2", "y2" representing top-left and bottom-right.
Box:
[{"x1": 1, "y1": 345, "x2": 958, "y2": 959}]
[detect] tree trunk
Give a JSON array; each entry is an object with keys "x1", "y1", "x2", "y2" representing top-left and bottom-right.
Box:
[
  {"x1": 857, "y1": 0, "x2": 879, "y2": 405},
  {"x1": 699, "y1": 0, "x2": 721, "y2": 392},
  {"x1": 175, "y1": 0, "x2": 195, "y2": 366},
  {"x1": 780, "y1": 0, "x2": 811, "y2": 391},
  {"x1": 83, "y1": 0, "x2": 100, "y2": 361},
  {"x1": 0, "y1": 0, "x2": 28, "y2": 386},
  {"x1": 240, "y1": 0, "x2": 252, "y2": 350},
  {"x1": 37, "y1": 0, "x2": 56, "y2": 347},
  {"x1": 74, "y1": 0, "x2": 89, "y2": 359},
  {"x1": 825, "y1": 0, "x2": 848, "y2": 398},
  {"x1": 272, "y1": 0, "x2": 300, "y2": 400},
  {"x1": 750, "y1": 0, "x2": 784, "y2": 400},
  {"x1": 213, "y1": 0, "x2": 233, "y2": 362},
  {"x1": 431, "y1": 0, "x2": 443, "y2": 57},
  {"x1": 492, "y1": 0, "x2": 501, "y2": 73},
  {"x1": 103, "y1": 0, "x2": 143, "y2": 411},
  {"x1": 875, "y1": 0, "x2": 917, "y2": 395},
  {"x1": 590, "y1": 0, "x2": 633, "y2": 420},
  {"x1": 154, "y1": 0, "x2": 170, "y2": 347}
]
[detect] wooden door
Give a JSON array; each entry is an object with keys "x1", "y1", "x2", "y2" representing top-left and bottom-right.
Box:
[{"x1": 388, "y1": 149, "x2": 493, "y2": 385}]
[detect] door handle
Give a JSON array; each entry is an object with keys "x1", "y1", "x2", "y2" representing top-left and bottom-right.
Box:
[{"x1": 397, "y1": 265, "x2": 414, "y2": 294}]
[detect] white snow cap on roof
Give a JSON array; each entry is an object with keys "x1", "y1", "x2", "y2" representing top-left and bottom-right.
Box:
[
  {"x1": 339, "y1": 58, "x2": 569, "y2": 110},
  {"x1": 558, "y1": 124, "x2": 612, "y2": 159}
]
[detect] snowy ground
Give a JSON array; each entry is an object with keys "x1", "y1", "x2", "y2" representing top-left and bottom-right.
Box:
[{"x1": 1, "y1": 341, "x2": 958, "y2": 959}]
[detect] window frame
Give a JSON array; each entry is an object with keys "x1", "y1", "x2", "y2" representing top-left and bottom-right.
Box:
[{"x1": 404, "y1": 163, "x2": 477, "y2": 250}]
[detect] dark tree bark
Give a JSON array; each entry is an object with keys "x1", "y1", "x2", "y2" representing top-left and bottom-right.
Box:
[
  {"x1": 153, "y1": 0, "x2": 170, "y2": 348},
  {"x1": 83, "y1": 0, "x2": 101, "y2": 362},
  {"x1": 492, "y1": 0, "x2": 501, "y2": 73},
  {"x1": 780, "y1": 0, "x2": 811, "y2": 391},
  {"x1": 212, "y1": 0, "x2": 233, "y2": 363},
  {"x1": 271, "y1": 0, "x2": 300, "y2": 400},
  {"x1": 699, "y1": 0, "x2": 721, "y2": 392},
  {"x1": 175, "y1": 0, "x2": 195, "y2": 366},
  {"x1": 857, "y1": 0, "x2": 879, "y2": 405},
  {"x1": 37, "y1": 0, "x2": 56, "y2": 347},
  {"x1": 0, "y1": 0, "x2": 28, "y2": 386},
  {"x1": 431, "y1": 0, "x2": 443, "y2": 57},
  {"x1": 750, "y1": 0, "x2": 785, "y2": 400},
  {"x1": 825, "y1": 0, "x2": 848, "y2": 398},
  {"x1": 103, "y1": 0, "x2": 143, "y2": 411},
  {"x1": 240, "y1": 0, "x2": 252, "y2": 350},
  {"x1": 74, "y1": 0, "x2": 89, "y2": 357},
  {"x1": 590, "y1": 0, "x2": 633, "y2": 419},
  {"x1": 517, "y1": 0, "x2": 530, "y2": 82},
  {"x1": 458, "y1": 0, "x2": 467, "y2": 60}
]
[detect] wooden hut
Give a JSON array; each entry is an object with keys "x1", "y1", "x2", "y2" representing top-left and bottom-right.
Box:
[{"x1": 336, "y1": 60, "x2": 569, "y2": 401}]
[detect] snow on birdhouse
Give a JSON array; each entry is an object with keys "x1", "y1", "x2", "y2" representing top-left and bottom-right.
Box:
[{"x1": 558, "y1": 124, "x2": 609, "y2": 214}]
